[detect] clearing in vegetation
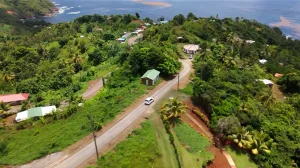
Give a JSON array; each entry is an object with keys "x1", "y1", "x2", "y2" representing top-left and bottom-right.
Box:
[
  {"x1": 173, "y1": 122, "x2": 213, "y2": 167},
  {"x1": 226, "y1": 146, "x2": 258, "y2": 168},
  {"x1": 97, "y1": 120, "x2": 163, "y2": 168}
]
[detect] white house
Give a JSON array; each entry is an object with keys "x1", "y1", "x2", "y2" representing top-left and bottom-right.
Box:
[
  {"x1": 183, "y1": 44, "x2": 200, "y2": 54},
  {"x1": 259, "y1": 59, "x2": 267, "y2": 64},
  {"x1": 258, "y1": 79, "x2": 274, "y2": 88},
  {"x1": 15, "y1": 106, "x2": 57, "y2": 122}
]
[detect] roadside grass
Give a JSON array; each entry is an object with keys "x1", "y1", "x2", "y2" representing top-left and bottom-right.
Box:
[
  {"x1": 153, "y1": 90, "x2": 189, "y2": 111},
  {"x1": 226, "y1": 146, "x2": 258, "y2": 168},
  {"x1": 177, "y1": 43, "x2": 188, "y2": 59},
  {"x1": 97, "y1": 120, "x2": 163, "y2": 168},
  {"x1": 151, "y1": 112, "x2": 178, "y2": 168},
  {"x1": 0, "y1": 79, "x2": 150, "y2": 165},
  {"x1": 179, "y1": 83, "x2": 193, "y2": 95},
  {"x1": 173, "y1": 123, "x2": 213, "y2": 167}
]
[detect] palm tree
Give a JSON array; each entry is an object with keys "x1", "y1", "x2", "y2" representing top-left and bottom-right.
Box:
[
  {"x1": 2, "y1": 71, "x2": 15, "y2": 83},
  {"x1": 160, "y1": 97, "x2": 186, "y2": 127},
  {"x1": 249, "y1": 130, "x2": 275, "y2": 155},
  {"x1": 0, "y1": 101, "x2": 10, "y2": 115},
  {"x1": 258, "y1": 90, "x2": 277, "y2": 107},
  {"x1": 228, "y1": 127, "x2": 252, "y2": 148},
  {"x1": 72, "y1": 53, "x2": 83, "y2": 64}
]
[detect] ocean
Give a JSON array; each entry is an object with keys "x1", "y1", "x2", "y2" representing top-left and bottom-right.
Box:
[{"x1": 44, "y1": 0, "x2": 300, "y2": 39}]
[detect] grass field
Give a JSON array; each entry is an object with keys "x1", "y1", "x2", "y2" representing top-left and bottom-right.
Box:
[
  {"x1": 151, "y1": 112, "x2": 178, "y2": 168},
  {"x1": 173, "y1": 123, "x2": 213, "y2": 167},
  {"x1": 226, "y1": 146, "x2": 258, "y2": 168},
  {"x1": 179, "y1": 83, "x2": 193, "y2": 95},
  {"x1": 97, "y1": 120, "x2": 163, "y2": 168},
  {"x1": 0, "y1": 80, "x2": 149, "y2": 165}
]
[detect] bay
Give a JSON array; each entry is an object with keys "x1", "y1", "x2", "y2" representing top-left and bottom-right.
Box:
[{"x1": 45, "y1": 0, "x2": 300, "y2": 38}]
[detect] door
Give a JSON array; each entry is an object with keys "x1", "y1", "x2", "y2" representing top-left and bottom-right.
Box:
[{"x1": 146, "y1": 79, "x2": 148, "y2": 85}]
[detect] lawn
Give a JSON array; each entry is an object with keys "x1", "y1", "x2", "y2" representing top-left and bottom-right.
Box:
[
  {"x1": 0, "y1": 80, "x2": 149, "y2": 165},
  {"x1": 173, "y1": 123, "x2": 213, "y2": 167},
  {"x1": 97, "y1": 120, "x2": 163, "y2": 168},
  {"x1": 226, "y1": 146, "x2": 258, "y2": 168},
  {"x1": 179, "y1": 83, "x2": 193, "y2": 95}
]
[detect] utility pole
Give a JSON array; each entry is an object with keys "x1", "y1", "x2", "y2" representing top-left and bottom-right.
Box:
[
  {"x1": 89, "y1": 113, "x2": 99, "y2": 159},
  {"x1": 177, "y1": 73, "x2": 180, "y2": 91}
]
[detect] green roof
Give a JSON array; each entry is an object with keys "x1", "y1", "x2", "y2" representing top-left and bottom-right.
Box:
[
  {"x1": 28, "y1": 107, "x2": 43, "y2": 117},
  {"x1": 141, "y1": 69, "x2": 160, "y2": 80}
]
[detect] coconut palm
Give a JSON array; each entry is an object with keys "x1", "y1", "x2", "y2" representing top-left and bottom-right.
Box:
[
  {"x1": 2, "y1": 71, "x2": 15, "y2": 83},
  {"x1": 160, "y1": 97, "x2": 186, "y2": 127},
  {"x1": 72, "y1": 53, "x2": 83, "y2": 64},
  {"x1": 249, "y1": 130, "x2": 275, "y2": 155},
  {"x1": 228, "y1": 127, "x2": 252, "y2": 148},
  {"x1": 259, "y1": 90, "x2": 277, "y2": 107}
]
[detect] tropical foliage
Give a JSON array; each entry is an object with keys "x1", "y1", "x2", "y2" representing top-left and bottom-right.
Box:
[{"x1": 160, "y1": 97, "x2": 186, "y2": 127}]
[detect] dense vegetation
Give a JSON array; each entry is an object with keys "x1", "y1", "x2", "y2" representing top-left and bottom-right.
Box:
[
  {"x1": 0, "y1": 13, "x2": 181, "y2": 165},
  {"x1": 141, "y1": 13, "x2": 300, "y2": 167},
  {"x1": 0, "y1": 0, "x2": 54, "y2": 35}
]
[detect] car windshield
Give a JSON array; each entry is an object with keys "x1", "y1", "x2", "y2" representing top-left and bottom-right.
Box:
[{"x1": 145, "y1": 98, "x2": 152, "y2": 101}]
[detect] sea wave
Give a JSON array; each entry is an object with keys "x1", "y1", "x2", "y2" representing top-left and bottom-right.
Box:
[{"x1": 67, "y1": 11, "x2": 81, "y2": 15}]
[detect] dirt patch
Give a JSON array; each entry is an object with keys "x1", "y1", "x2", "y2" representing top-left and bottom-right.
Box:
[
  {"x1": 207, "y1": 146, "x2": 232, "y2": 168},
  {"x1": 6, "y1": 10, "x2": 16, "y2": 15},
  {"x1": 131, "y1": 20, "x2": 144, "y2": 25},
  {"x1": 131, "y1": 0, "x2": 172, "y2": 7},
  {"x1": 272, "y1": 83, "x2": 285, "y2": 102}
]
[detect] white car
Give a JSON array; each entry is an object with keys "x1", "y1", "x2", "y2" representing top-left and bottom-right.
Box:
[
  {"x1": 144, "y1": 97, "x2": 154, "y2": 105},
  {"x1": 189, "y1": 55, "x2": 193, "y2": 59}
]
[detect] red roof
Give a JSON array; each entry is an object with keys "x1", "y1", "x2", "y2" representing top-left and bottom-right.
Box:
[{"x1": 0, "y1": 93, "x2": 30, "y2": 103}]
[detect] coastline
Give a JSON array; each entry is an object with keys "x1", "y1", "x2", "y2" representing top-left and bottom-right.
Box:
[{"x1": 270, "y1": 16, "x2": 300, "y2": 38}]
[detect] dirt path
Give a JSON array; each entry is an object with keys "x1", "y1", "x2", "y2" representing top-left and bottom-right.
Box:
[
  {"x1": 181, "y1": 97, "x2": 237, "y2": 168},
  {"x1": 128, "y1": 34, "x2": 143, "y2": 46},
  {"x1": 82, "y1": 78, "x2": 103, "y2": 100},
  {"x1": 272, "y1": 83, "x2": 285, "y2": 101}
]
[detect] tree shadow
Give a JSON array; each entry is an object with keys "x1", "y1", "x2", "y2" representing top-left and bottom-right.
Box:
[{"x1": 162, "y1": 75, "x2": 177, "y2": 81}]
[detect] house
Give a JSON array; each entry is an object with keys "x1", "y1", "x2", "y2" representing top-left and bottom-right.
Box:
[
  {"x1": 274, "y1": 73, "x2": 283, "y2": 78},
  {"x1": 141, "y1": 26, "x2": 147, "y2": 30},
  {"x1": 15, "y1": 106, "x2": 56, "y2": 122},
  {"x1": 158, "y1": 20, "x2": 168, "y2": 24},
  {"x1": 0, "y1": 93, "x2": 30, "y2": 105},
  {"x1": 183, "y1": 44, "x2": 200, "y2": 54},
  {"x1": 141, "y1": 69, "x2": 160, "y2": 86},
  {"x1": 116, "y1": 37, "x2": 126, "y2": 42},
  {"x1": 258, "y1": 79, "x2": 274, "y2": 88},
  {"x1": 145, "y1": 23, "x2": 151, "y2": 26},
  {"x1": 245, "y1": 40, "x2": 255, "y2": 44},
  {"x1": 259, "y1": 59, "x2": 267, "y2": 64}
]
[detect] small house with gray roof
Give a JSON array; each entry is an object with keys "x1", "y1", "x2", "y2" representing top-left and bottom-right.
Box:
[{"x1": 141, "y1": 69, "x2": 160, "y2": 85}]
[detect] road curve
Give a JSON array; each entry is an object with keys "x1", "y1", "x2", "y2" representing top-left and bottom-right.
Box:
[{"x1": 47, "y1": 59, "x2": 191, "y2": 168}]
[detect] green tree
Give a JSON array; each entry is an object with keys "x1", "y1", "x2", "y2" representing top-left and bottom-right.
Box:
[
  {"x1": 173, "y1": 14, "x2": 185, "y2": 25},
  {"x1": 135, "y1": 12, "x2": 140, "y2": 19},
  {"x1": 249, "y1": 130, "x2": 275, "y2": 155},
  {"x1": 160, "y1": 97, "x2": 186, "y2": 127},
  {"x1": 228, "y1": 127, "x2": 252, "y2": 148}
]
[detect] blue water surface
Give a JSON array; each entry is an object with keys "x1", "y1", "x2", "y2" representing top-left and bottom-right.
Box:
[{"x1": 45, "y1": 0, "x2": 300, "y2": 38}]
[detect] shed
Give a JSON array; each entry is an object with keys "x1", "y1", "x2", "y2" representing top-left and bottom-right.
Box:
[
  {"x1": 259, "y1": 59, "x2": 267, "y2": 64},
  {"x1": 246, "y1": 40, "x2": 255, "y2": 44},
  {"x1": 0, "y1": 93, "x2": 30, "y2": 105},
  {"x1": 141, "y1": 69, "x2": 160, "y2": 86},
  {"x1": 15, "y1": 106, "x2": 56, "y2": 122},
  {"x1": 183, "y1": 44, "x2": 200, "y2": 54}
]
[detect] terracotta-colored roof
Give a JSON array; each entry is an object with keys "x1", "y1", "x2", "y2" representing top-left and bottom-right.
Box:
[
  {"x1": 274, "y1": 73, "x2": 283, "y2": 78},
  {"x1": 0, "y1": 93, "x2": 30, "y2": 103}
]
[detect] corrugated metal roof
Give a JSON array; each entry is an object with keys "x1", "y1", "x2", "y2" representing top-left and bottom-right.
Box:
[
  {"x1": 0, "y1": 93, "x2": 29, "y2": 103},
  {"x1": 28, "y1": 107, "x2": 43, "y2": 117},
  {"x1": 141, "y1": 69, "x2": 160, "y2": 80}
]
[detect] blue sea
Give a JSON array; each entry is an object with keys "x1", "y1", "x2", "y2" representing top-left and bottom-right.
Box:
[{"x1": 45, "y1": 0, "x2": 300, "y2": 38}]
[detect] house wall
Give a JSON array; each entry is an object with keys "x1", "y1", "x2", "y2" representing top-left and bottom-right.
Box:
[
  {"x1": 9, "y1": 100, "x2": 22, "y2": 106},
  {"x1": 141, "y1": 77, "x2": 155, "y2": 86}
]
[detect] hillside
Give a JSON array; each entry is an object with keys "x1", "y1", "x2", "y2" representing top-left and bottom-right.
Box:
[
  {"x1": 0, "y1": 0, "x2": 55, "y2": 35},
  {"x1": 0, "y1": 13, "x2": 300, "y2": 168}
]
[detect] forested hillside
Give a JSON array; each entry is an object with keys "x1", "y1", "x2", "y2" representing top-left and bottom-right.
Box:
[
  {"x1": 142, "y1": 14, "x2": 300, "y2": 167},
  {"x1": 1, "y1": 11, "x2": 300, "y2": 167},
  {"x1": 0, "y1": 0, "x2": 55, "y2": 35}
]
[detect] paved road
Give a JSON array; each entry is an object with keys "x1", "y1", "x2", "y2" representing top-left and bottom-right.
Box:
[
  {"x1": 128, "y1": 34, "x2": 143, "y2": 46},
  {"x1": 47, "y1": 59, "x2": 191, "y2": 168}
]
